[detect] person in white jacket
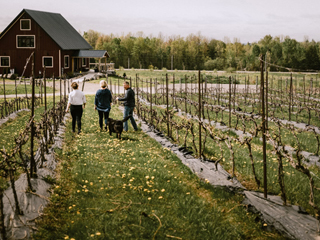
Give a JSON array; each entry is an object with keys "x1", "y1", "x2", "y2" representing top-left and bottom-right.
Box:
[{"x1": 66, "y1": 82, "x2": 86, "y2": 134}]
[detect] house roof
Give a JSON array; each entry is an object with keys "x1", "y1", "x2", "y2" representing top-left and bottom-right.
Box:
[
  {"x1": 0, "y1": 9, "x2": 92, "y2": 50},
  {"x1": 74, "y1": 50, "x2": 110, "y2": 58}
]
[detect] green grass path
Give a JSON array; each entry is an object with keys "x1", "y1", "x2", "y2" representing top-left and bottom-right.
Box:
[{"x1": 33, "y1": 96, "x2": 283, "y2": 240}]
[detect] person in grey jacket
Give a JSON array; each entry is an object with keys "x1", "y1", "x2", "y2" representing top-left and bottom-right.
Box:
[{"x1": 116, "y1": 81, "x2": 138, "y2": 131}]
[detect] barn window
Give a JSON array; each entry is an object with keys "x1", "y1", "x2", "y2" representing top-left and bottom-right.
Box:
[
  {"x1": 20, "y1": 19, "x2": 31, "y2": 30},
  {"x1": 17, "y1": 35, "x2": 35, "y2": 48},
  {"x1": 64, "y1": 56, "x2": 69, "y2": 68},
  {"x1": 0, "y1": 57, "x2": 10, "y2": 67},
  {"x1": 82, "y1": 58, "x2": 86, "y2": 66},
  {"x1": 43, "y1": 57, "x2": 53, "y2": 68}
]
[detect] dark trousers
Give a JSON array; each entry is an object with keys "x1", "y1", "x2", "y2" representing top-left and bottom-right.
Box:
[
  {"x1": 98, "y1": 110, "x2": 110, "y2": 129},
  {"x1": 70, "y1": 105, "x2": 83, "y2": 133}
]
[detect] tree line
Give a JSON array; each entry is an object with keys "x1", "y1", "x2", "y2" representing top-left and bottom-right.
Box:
[{"x1": 83, "y1": 30, "x2": 320, "y2": 72}]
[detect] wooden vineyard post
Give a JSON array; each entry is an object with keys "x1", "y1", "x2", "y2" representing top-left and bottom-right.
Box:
[
  {"x1": 185, "y1": 75, "x2": 187, "y2": 113},
  {"x1": 44, "y1": 67, "x2": 47, "y2": 111},
  {"x1": 136, "y1": 74, "x2": 140, "y2": 117},
  {"x1": 0, "y1": 191, "x2": 6, "y2": 240},
  {"x1": 155, "y1": 78, "x2": 158, "y2": 105},
  {"x1": 303, "y1": 76, "x2": 306, "y2": 104},
  {"x1": 201, "y1": 76, "x2": 207, "y2": 119},
  {"x1": 60, "y1": 76, "x2": 62, "y2": 102},
  {"x1": 309, "y1": 78, "x2": 313, "y2": 98},
  {"x1": 2, "y1": 69, "x2": 7, "y2": 116},
  {"x1": 271, "y1": 75, "x2": 274, "y2": 104},
  {"x1": 180, "y1": 76, "x2": 182, "y2": 100},
  {"x1": 15, "y1": 70, "x2": 18, "y2": 110},
  {"x1": 82, "y1": 77, "x2": 86, "y2": 91},
  {"x1": 173, "y1": 74, "x2": 175, "y2": 106},
  {"x1": 244, "y1": 76, "x2": 247, "y2": 104},
  {"x1": 44, "y1": 67, "x2": 48, "y2": 153},
  {"x1": 233, "y1": 76, "x2": 236, "y2": 112},
  {"x1": 30, "y1": 53, "x2": 36, "y2": 177},
  {"x1": 229, "y1": 76, "x2": 231, "y2": 128},
  {"x1": 289, "y1": 73, "x2": 293, "y2": 121},
  {"x1": 198, "y1": 70, "x2": 202, "y2": 158},
  {"x1": 280, "y1": 77, "x2": 283, "y2": 102},
  {"x1": 146, "y1": 80, "x2": 149, "y2": 102},
  {"x1": 53, "y1": 74, "x2": 56, "y2": 131},
  {"x1": 64, "y1": 77, "x2": 66, "y2": 101},
  {"x1": 150, "y1": 78, "x2": 152, "y2": 126},
  {"x1": 40, "y1": 77, "x2": 43, "y2": 104},
  {"x1": 260, "y1": 55, "x2": 267, "y2": 199},
  {"x1": 141, "y1": 78, "x2": 144, "y2": 100},
  {"x1": 266, "y1": 70, "x2": 269, "y2": 129},
  {"x1": 218, "y1": 75, "x2": 220, "y2": 105},
  {"x1": 166, "y1": 74, "x2": 170, "y2": 138}
]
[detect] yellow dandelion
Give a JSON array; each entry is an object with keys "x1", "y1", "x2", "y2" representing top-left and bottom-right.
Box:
[{"x1": 148, "y1": 197, "x2": 151, "y2": 200}]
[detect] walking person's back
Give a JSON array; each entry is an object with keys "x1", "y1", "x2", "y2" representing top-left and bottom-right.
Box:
[
  {"x1": 95, "y1": 80, "x2": 112, "y2": 131},
  {"x1": 65, "y1": 82, "x2": 86, "y2": 134}
]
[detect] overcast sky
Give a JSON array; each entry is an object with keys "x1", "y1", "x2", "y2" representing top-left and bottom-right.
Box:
[{"x1": 1, "y1": 0, "x2": 320, "y2": 43}]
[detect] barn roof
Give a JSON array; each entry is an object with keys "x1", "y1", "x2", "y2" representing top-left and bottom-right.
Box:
[{"x1": 0, "y1": 9, "x2": 92, "y2": 50}]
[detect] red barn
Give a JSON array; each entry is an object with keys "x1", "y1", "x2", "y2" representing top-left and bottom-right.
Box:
[{"x1": 0, "y1": 9, "x2": 109, "y2": 77}]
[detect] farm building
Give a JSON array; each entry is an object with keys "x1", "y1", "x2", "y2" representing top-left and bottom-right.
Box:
[{"x1": 0, "y1": 9, "x2": 110, "y2": 78}]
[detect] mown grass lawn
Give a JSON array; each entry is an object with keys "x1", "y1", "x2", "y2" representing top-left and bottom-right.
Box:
[
  {"x1": 0, "y1": 84, "x2": 55, "y2": 95},
  {"x1": 33, "y1": 95, "x2": 283, "y2": 240}
]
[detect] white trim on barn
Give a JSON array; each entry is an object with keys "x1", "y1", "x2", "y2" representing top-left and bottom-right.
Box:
[
  {"x1": 64, "y1": 55, "x2": 69, "y2": 69},
  {"x1": 16, "y1": 35, "x2": 35, "y2": 48},
  {"x1": 42, "y1": 56, "x2": 53, "y2": 68},
  {"x1": 0, "y1": 56, "x2": 10, "y2": 67},
  {"x1": 20, "y1": 19, "x2": 31, "y2": 31}
]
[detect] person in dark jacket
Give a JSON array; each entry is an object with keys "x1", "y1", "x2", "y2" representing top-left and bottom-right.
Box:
[
  {"x1": 95, "y1": 80, "x2": 112, "y2": 130},
  {"x1": 116, "y1": 81, "x2": 138, "y2": 131}
]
